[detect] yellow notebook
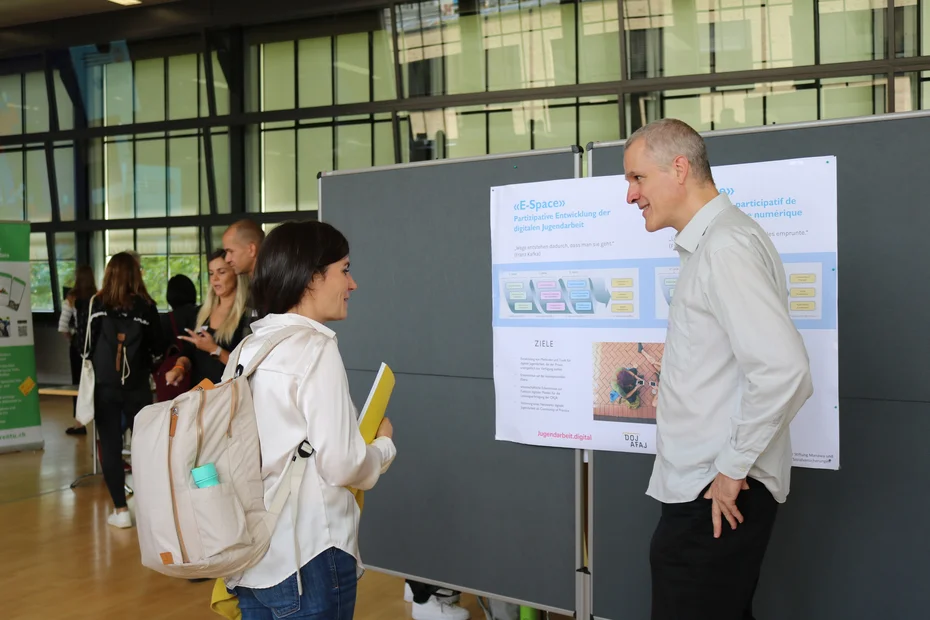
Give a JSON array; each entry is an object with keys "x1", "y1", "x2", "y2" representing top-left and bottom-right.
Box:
[
  {"x1": 349, "y1": 362, "x2": 395, "y2": 511},
  {"x1": 357, "y1": 362, "x2": 395, "y2": 443}
]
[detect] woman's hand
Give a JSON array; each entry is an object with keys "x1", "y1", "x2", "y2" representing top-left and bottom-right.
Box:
[
  {"x1": 179, "y1": 328, "x2": 219, "y2": 353},
  {"x1": 376, "y1": 417, "x2": 393, "y2": 440},
  {"x1": 165, "y1": 366, "x2": 185, "y2": 386}
]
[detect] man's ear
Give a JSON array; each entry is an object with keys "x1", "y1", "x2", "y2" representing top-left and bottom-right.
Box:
[
  {"x1": 672, "y1": 155, "x2": 690, "y2": 184},
  {"x1": 248, "y1": 243, "x2": 258, "y2": 257}
]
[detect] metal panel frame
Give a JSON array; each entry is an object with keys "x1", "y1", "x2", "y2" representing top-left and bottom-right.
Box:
[
  {"x1": 319, "y1": 146, "x2": 583, "y2": 617},
  {"x1": 585, "y1": 110, "x2": 930, "y2": 620}
]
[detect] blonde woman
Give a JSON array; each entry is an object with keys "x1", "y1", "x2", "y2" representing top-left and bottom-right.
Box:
[{"x1": 166, "y1": 249, "x2": 250, "y2": 387}]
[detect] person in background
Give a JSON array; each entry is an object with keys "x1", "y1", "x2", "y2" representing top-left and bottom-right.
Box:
[
  {"x1": 406, "y1": 580, "x2": 468, "y2": 620},
  {"x1": 87, "y1": 253, "x2": 165, "y2": 529},
  {"x1": 58, "y1": 264, "x2": 97, "y2": 435},
  {"x1": 161, "y1": 274, "x2": 199, "y2": 341},
  {"x1": 222, "y1": 218, "x2": 265, "y2": 279},
  {"x1": 165, "y1": 250, "x2": 249, "y2": 387},
  {"x1": 225, "y1": 220, "x2": 395, "y2": 620},
  {"x1": 623, "y1": 118, "x2": 812, "y2": 620}
]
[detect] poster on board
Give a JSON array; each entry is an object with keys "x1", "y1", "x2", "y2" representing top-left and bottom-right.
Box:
[
  {"x1": 0, "y1": 221, "x2": 42, "y2": 453},
  {"x1": 490, "y1": 157, "x2": 839, "y2": 470}
]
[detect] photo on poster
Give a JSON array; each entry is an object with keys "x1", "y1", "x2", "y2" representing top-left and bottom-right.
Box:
[{"x1": 592, "y1": 342, "x2": 664, "y2": 424}]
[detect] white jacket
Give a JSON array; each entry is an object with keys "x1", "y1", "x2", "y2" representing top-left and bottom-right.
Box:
[{"x1": 228, "y1": 312, "x2": 396, "y2": 589}]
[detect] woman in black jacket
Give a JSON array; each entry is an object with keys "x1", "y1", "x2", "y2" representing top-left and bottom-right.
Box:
[{"x1": 87, "y1": 252, "x2": 165, "y2": 529}]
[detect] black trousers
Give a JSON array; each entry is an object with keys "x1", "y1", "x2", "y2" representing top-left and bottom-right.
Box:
[
  {"x1": 650, "y1": 477, "x2": 778, "y2": 620},
  {"x1": 69, "y1": 345, "x2": 81, "y2": 417},
  {"x1": 407, "y1": 580, "x2": 438, "y2": 605},
  {"x1": 94, "y1": 384, "x2": 152, "y2": 509}
]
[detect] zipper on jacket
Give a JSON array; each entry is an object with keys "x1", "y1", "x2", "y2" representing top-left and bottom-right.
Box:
[
  {"x1": 168, "y1": 406, "x2": 190, "y2": 564},
  {"x1": 193, "y1": 387, "x2": 206, "y2": 467}
]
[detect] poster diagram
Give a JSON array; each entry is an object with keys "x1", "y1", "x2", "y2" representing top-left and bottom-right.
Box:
[
  {"x1": 490, "y1": 156, "x2": 839, "y2": 469},
  {"x1": 499, "y1": 268, "x2": 639, "y2": 319},
  {"x1": 785, "y1": 262, "x2": 823, "y2": 320},
  {"x1": 654, "y1": 266, "x2": 679, "y2": 320}
]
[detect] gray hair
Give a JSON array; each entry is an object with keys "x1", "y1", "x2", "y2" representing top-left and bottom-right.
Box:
[{"x1": 626, "y1": 118, "x2": 714, "y2": 185}]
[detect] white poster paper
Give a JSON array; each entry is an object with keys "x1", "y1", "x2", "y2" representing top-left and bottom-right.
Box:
[{"x1": 491, "y1": 156, "x2": 839, "y2": 470}]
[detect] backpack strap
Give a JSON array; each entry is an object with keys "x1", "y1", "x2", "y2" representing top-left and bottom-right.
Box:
[
  {"x1": 228, "y1": 325, "x2": 314, "y2": 595},
  {"x1": 229, "y1": 326, "x2": 305, "y2": 380},
  {"x1": 262, "y1": 440, "x2": 313, "y2": 596},
  {"x1": 82, "y1": 294, "x2": 97, "y2": 359}
]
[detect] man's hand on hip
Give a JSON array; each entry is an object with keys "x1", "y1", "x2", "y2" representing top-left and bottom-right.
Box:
[{"x1": 704, "y1": 473, "x2": 751, "y2": 539}]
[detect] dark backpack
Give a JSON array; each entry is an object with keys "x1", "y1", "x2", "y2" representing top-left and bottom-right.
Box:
[{"x1": 92, "y1": 309, "x2": 147, "y2": 388}]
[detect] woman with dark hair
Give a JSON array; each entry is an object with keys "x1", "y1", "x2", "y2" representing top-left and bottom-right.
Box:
[
  {"x1": 161, "y1": 273, "x2": 199, "y2": 337},
  {"x1": 224, "y1": 221, "x2": 396, "y2": 620},
  {"x1": 58, "y1": 264, "x2": 97, "y2": 435},
  {"x1": 87, "y1": 252, "x2": 165, "y2": 529},
  {"x1": 165, "y1": 249, "x2": 250, "y2": 387}
]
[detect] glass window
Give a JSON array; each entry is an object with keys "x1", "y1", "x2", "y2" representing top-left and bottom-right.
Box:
[
  {"x1": 623, "y1": 0, "x2": 886, "y2": 78},
  {"x1": 533, "y1": 98, "x2": 578, "y2": 150},
  {"x1": 169, "y1": 136, "x2": 200, "y2": 216},
  {"x1": 336, "y1": 122, "x2": 373, "y2": 170},
  {"x1": 0, "y1": 74, "x2": 23, "y2": 136},
  {"x1": 138, "y1": 227, "x2": 168, "y2": 309},
  {"x1": 579, "y1": 0, "x2": 621, "y2": 83},
  {"x1": 105, "y1": 229, "x2": 134, "y2": 258},
  {"x1": 200, "y1": 53, "x2": 230, "y2": 117},
  {"x1": 55, "y1": 70, "x2": 74, "y2": 131},
  {"x1": 56, "y1": 233, "x2": 77, "y2": 298},
  {"x1": 55, "y1": 146, "x2": 75, "y2": 221},
  {"x1": 105, "y1": 61, "x2": 134, "y2": 126},
  {"x1": 169, "y1": 227, "x2": 203, "y2": 303},
  {"x1": 136, "y1": 139, "x2": 167, "y2": 218},
  {"x1": 169, "y1": 54, "x2": 200, "y2": 120},
  {"x1": 488, "y1": 103, "x2": 531, "y2": 154},
  {"x1": 336, "y1": 33, "x2": 371, "y2": 105},
  {"x1": 624, "y1": 76, "x2": 887, "y2": 136},
  {"x1": 26, "y1": 148, "x2": 50, "y2": 223},
  {"x1": 895, "y1": 71, "x2": 930, "y2": 111},
  {"x1": 298, "y1": 126, "x2": 333, "y2": 211},
  {"x1": 0, "y1": 149, "x2": 24, "y2": 220},
  {"x1": 263, "y1": 41, "x2": 297, "y2": 111},
  {"x1": 105, "y1": 140, "x2": 134, "y2": 219},
  {"x1": 135, "y1": 58, "x2": 166, "y2": 124},
  {"x1": 399, "y1": 0, "x2": 576, "y2": 97},
  {"x1": 262, "y1": 129, "x2": 297, "y2": 211},
  {"x1": 30, "y1": 232, "x2": 52, "y2": 311},
  {"x1": 24, "y1": 71, "x2": 49, "y2": 134},
  {"x1": 211, "y1": 132, "x2": 231, "y2": 214},
  {"x1": 298, "y1": 38, "x2": 333, "y2": 108},
  {"x1": 819, "y1": 0, "x2": 886, "y2": 64}
]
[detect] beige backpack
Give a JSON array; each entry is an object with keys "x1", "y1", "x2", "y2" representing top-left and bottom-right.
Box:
[{"x1": 132, "y1": 326, "x2": 312, "y2": 592}]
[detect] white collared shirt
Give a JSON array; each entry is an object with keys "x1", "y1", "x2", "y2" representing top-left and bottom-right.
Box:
[
  {"x1": 228, "y1": 313, "x2": 396, "y2": 589},
  {"x1": 647, "y1": 193, "x2": 813, "y2": 504}
]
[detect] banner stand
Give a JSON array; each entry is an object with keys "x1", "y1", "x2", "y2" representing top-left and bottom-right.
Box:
[{"x1": 0, "y1": 221, "x2": 43, "y2": 454}]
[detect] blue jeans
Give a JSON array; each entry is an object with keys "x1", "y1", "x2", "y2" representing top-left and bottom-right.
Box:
[{"x1": 234, "y1": 547, "x2": 358, "y2": 619}]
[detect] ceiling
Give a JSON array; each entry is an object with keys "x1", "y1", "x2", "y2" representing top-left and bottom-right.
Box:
[{"x1": 0, "y1": 0, "x2": 182, "y2": 29}]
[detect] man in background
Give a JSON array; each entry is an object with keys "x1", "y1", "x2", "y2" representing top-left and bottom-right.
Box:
[
  {"x1": 222, "y1": 218, "x2": 264, "y2": 328},
  {"x1": 222, "y1": 219, "x2": 265, "y2": 279},
  {"x1": 623, "y1": 118, "x2": 813, "y2": 620}
]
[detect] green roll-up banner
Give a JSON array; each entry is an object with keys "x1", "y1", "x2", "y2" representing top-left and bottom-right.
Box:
[{"x1": 0, "y1": 222, "x2": 42, "y2": 453}]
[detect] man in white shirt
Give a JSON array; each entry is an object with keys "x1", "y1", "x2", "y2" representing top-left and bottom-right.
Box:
[{"x1": 624, "y1": 118, "x2": 813, "y2": 620}]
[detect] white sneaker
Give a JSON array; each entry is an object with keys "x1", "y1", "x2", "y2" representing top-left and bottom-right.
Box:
[
  {"x1": 412, "y1": 596, "x2": 470, "y2": 620},
  {"x1": 107, "y1": 510, "x2": 133, "y2": 529},
  {"x1": 404, "y1": 583, "x2": 461, "y2": 604}
]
